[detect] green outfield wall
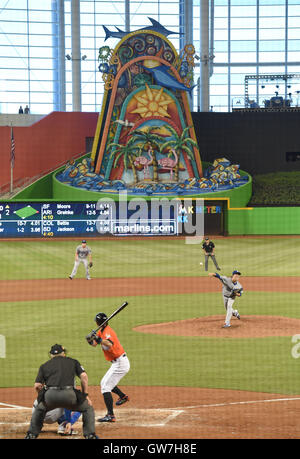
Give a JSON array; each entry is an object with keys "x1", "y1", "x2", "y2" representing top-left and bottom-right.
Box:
[{"x1": 227, "y1": 207, "x2": 300, "y2": 235}]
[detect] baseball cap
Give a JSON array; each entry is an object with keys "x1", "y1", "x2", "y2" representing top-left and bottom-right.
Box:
[
  {"x1": 232, "y1": 270, "x2": 241, "y2": 275},
  {"x1": 82, "y1": 239, "x2": 87, "y2": 243},
  {"x1": 49, "y1": 344, "x2": 65, "y2": 355},
  {"x1": 205, "y1": 237, "x2": 209, "y2": 240}
]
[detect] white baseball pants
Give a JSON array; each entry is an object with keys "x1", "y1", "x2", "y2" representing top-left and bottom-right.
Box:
[
  {"x1": 70, "y1": 258, "x2": 90, "y2": 279},
  {"x1": 100, "y1": 354, "x2": 130, "y2": 394},
  {"x1": 223, "y1": 297, "x2": 238, "y2": 326}
]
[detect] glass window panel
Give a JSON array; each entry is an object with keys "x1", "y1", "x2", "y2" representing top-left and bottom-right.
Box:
[
  {"x1": 259, "y1": 29, "x2": 285, "y2": 39},
  {"x1": 231, "y1": 84, "x2": 246, "y2": 95},
  {"x1": 0, "y1": 22, "x2": 28, "y2": 33},
  {"x1": 82, "y1": 61, "x2": 98, "y2": 72},
  {"x1": 289, "y1": 17, "x2": 300, "y2": 27},
  {"x1": 0, "y1": 57, "x2": 28, "y2": 68},
  {"x1": 0, "y1": 9, "x2": 27, "y2": 21},
  {"x1": 80, "y1": 2, "x2": 95, "y2": 13},
  {"x1": 81, "y1": 13, "x2": 96, "y2": 25},
  {"x1": 231, "y1": 17, "x2": 257, "y2": 28},
  {"x1": 81, "y1": 25, "x2": 97, "y2": 37},
  {"x1": 259, "y1": 0, "x2": 285, "y2": 4},
  {"x1": 30, "y1": 80, "x2": 53, "y2": 92},
  {"x1": 0, "y1": 68, "x2": 28, "y2": 79},
  {"x1": 289, "y1": 28, "x2": 300, "y2": 39},
  {"x1": 29, "y1": 103, "x2": 54, "y2": 114},
  {"x1": 288, "y1": 5, "x2": 300, "y2": 15},
  {"x1": 1, "y1": 80, "x2": 29, "y2": 91},
  {"x1": 231, "y1": 41, "x2": 256, "y2": 52},
  {"x1": 259, "y1": 40, "x2": 285, "y2": 51},
  {"x1": 231, "y1": 52, "x2": 257, "y2": 63},
  {"x1": 231, "y1": 6, "x2": 256, "y2": 17},
  {"x1": 0, "y1": 0, "x2": 27, "y2": 8},
  {"x1": 29, "y1": 91, "x2": 54, "y2": 103},
  {"x1": 214, "y1": 29, "x2": 229, "y2": 40},
  {"x1": 0, "y1": 34, "x2": 28, "y2": 46},
  {"x1": 288, "y1": 51, "x2": 300, "y2": 61},
  {"x1": 210, "y1": 73, "x2": 228, "y2": 84},
  {"x1": 214, "y1": 41, "x2": 228, "y2": 52},
  {"x1": 259, "y1": 17, "x2": 285, "y2": 28},
  {"x1": 29, "y1": 69, "x2": 56, "y2": 80},
  {"x1": 29, "y1": 22, "x2": 53, "y2": 34},
  {"x1": 214, "y1": 18, "x2": 228, "y2": 28},
  {"x1": 214, "y1": 6, "x2": 228, "y2": 17},
  {"x1": 0, "y1": 45, "x2": 28, "y2": 57},
  {"x1": 28, "y1": 0, "x2": 52, "y2": 9},
  {"x1": 231, "y1": 0, "x2": 256, "y2": 4},
  {"x1": 210, "y1": 85, "x2": 229, "y2": 95},
  {"x1": 259, "y1": 51, "x2": 285, "y2": 62},
  {"x1": 259, "y1": 6, "x2": 285, "y2": 16},
  {"x1": 29, "y1": 47, "x2": 54, "y2": 58},
  {"x1": 230, "y1": 29, "x2": 256, "y2": 40},
  {"x1": 29, "y1": 10, "x2": 52, "y2": 22},
  {"x1": 29, "y1": 58, "x2": 55, "y2": 69},
  {"x1": 29, "y1": 35, "x2": 53, "y2": 46},
  {"x1": 0, "y1": 92, "x2": 29, "y2": 103},
  {"x1": 258, "y1": 65, "x2": 285, "y2": 73},
  {"x1": 214, "y1": 53, "x2": 229, "y2": 64},
  {"x1": 288, "y1": 40, "x2": 300, "y2": 51},
  {"x1": 214, "y1": 0, "x2": 229, "y2": 5}
]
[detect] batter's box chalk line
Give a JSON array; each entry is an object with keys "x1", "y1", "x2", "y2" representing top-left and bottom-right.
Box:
[{"x1": 95, "y1": 408, "x2": 184, "y2": 427}]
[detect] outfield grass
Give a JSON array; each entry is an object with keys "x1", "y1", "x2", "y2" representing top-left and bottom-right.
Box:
[
  {"x1": 1, "y1": 291, "x2": 300, "y2": 394},
  {"x1": 1, "y1": 237, "x2": 300, "y2": 280}
]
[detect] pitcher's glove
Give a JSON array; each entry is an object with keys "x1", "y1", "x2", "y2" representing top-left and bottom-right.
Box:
[
  {"x1": 230, "y1": 288, "x2": 242, "y2": 299},
  {"x1": 89, "y1": 261, "x2": 93, "y2": 268}
]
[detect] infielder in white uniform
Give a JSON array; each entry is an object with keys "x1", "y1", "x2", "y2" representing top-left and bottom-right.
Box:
[
  {"x1": 209, "y1": 270, "x2": 243, "y2": 328},
  {"x1": 69, "y1": 240, "x2": 92, "y2": 280},
  {"x1": 87, "y1": 312, "x2": 130, "y2": 423}
]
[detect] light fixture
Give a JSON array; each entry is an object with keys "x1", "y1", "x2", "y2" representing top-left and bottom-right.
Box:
[{"x1": 66, "y1": 54, "x2": 71, "y2": 60}]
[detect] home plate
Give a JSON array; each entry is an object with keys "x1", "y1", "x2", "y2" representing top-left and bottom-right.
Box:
[{"x1": 96, "y1": 408, "x2": 184, "y2": 427}]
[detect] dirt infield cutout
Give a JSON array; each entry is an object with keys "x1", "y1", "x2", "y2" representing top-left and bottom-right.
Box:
[{"x1": 134, "y1": 315, "x2": 300, "y2": 338}]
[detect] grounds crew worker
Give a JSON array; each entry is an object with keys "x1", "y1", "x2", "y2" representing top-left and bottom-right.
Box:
[{"x1": 25, "y1": 344, "x2": 98, "y2": 439}]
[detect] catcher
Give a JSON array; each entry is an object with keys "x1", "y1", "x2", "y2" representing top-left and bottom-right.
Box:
[
  {"x1": 69, "y1": 240, "x2": 93, "y2": 280},
  {"x1": 209, "y1": 270, "x2": 243, "y2": 328}
]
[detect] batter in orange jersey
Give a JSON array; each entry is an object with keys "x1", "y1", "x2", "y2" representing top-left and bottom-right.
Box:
[{"x1": 89, "y1": 312, "x2": 130, "y2": 423}]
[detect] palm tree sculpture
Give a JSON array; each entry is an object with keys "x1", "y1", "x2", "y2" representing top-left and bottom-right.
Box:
[
  {"x1": 129, "y1": 125, "x2": 164, "y2": 182},
  {"x1": 107, "y1": 137, "x2": 140, "y2": 184},
  {"x1": 159, "y1": 125, "x2": 198, "y2": 182}
]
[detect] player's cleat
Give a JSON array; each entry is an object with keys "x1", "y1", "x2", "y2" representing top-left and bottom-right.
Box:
[
  {"x1": 84, "y1": 433, "x2": 99, "y2": 439},
  {"x1": 233, "y1": 310, "x2": 240, "y2": 320},
  {"x1": 24, "y1": 432, "x2": 38, "y2": 439},
  {"x1": 87, "y1": 277, "x2": 91, "y2": 280},
  {"x1": 97, "y1": 414, "x2": 116, "y2": 422},
  {"x1": 57, "y1": 422, "x2": 67, "y2": 434},
  {"x1": 69, "y1": 276, "x2": 73, "y2": 280},
  {"x1": 222, "y1": 324, "x2": 231, "y2": 328},
  {"x1": 116, "y1": 394, "x2": 129, "y2": 406}
]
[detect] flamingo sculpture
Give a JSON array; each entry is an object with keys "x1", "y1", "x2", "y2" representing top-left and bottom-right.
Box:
[
  {"x1": 158, "y1": 148, "x2": 178, "y2": 180},
  {"x1": 134, "y1": 146, "x2": 153, "y2": 179}
]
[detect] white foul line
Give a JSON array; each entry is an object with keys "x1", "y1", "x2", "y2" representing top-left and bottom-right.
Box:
[
  {"x1": 172, "y1": 397, "x2": 300, "y2": 411},
  {"x1": 0, "y1": 402, "x2": 31, "y2": 410}
]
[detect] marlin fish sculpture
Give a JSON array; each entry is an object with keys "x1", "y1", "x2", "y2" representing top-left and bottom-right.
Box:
[
  {"x1": 143, "y1": 64, "x2": 197, "y2": 95},
  {"x1": 102, "y1": 17, "x2": 180, "y2": 41}
]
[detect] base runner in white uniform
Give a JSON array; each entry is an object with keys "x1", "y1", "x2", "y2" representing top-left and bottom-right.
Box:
[
  {"x1": 69, "y1": 240, "x2": 92, "y2": 280},
  {"x1": 209, "y1": 270, "x2": 243, "y2": 328},
  {"x1": 87, "y1": 312, "x2": 130, "y2": 423}
]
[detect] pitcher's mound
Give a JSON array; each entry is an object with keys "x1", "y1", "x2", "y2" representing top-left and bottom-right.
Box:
[{"x1": 134, "y1": 315, "x2": 300, "y2": 338}]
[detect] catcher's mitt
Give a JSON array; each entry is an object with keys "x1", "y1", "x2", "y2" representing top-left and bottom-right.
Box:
[{"x1": 89, "y1": 261, "x2": 93, "y2": 268}]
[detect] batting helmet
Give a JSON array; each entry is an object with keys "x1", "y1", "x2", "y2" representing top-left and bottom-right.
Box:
[{"x1": 95, "y1": 312, "x2": 108, "y2": 327}]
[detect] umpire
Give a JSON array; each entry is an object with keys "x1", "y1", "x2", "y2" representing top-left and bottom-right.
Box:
[
  {"x1": 25, "y1": 344, "x2": 98, "y2": 439},
  {"x1": 202, "y1": 236, "x2": 221, "y2": 272}
]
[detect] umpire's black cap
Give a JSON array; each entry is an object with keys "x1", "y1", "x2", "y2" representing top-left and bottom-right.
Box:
[{"x1": 49, "y1": 344, "x2": 66, "y2": 355}]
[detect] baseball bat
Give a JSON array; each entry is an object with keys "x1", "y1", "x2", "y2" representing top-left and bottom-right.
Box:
[
  {"x1": 99, "y1": 301, "x2": 128, "y2": 330},
  {"x1": 86, "y1": 301, "x2": 128, "y2": 340}
]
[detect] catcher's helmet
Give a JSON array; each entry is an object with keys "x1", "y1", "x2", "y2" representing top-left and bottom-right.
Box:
[{"x1": 95, "y1": 312, "x2": 108, "y2": 327}]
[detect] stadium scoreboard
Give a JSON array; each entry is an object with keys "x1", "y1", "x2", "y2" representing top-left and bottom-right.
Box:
[{"x1": 0, "y1": 200, "x2": 225, "y2": 237}]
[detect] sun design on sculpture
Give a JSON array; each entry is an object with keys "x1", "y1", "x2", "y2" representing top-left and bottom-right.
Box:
[{"x1": 130, "y1": 84, "x2": 173, "y2": 118}]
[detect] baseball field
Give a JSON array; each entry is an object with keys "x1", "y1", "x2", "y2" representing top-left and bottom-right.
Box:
[{"x1": 1, "y1": 235, "x2": 300, "y2": 439}]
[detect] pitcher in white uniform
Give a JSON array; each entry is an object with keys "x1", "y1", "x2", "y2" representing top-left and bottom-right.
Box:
[{"x1": 69, "y1": 240, "x2": 92, "y2": 280}]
